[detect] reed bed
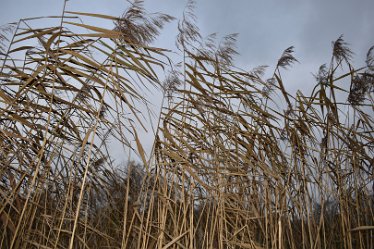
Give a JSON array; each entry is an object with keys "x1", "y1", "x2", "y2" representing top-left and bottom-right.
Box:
[{"x1": 0, "y1": 1, "x2": 373, "y2": 248}]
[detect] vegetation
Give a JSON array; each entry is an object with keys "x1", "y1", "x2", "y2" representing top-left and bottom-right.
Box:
[{"x1": 1, "y1": 0, "x2": 373, "y2": 248}]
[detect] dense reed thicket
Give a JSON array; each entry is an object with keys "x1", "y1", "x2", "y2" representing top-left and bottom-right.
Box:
[{"x1": 1, "y1": 1, "x2": 373, "y2": 248}]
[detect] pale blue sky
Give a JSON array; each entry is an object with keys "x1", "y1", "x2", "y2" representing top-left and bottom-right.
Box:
[
  {"x1": 1, "y1": 0, "x2": 373, "y2": 92},
  {"x1": 1, "y1": 0, "x2": 373, "y2": 70},
  {"x1": 1, "y1": 0, "x2": 373, "y2": 161}
]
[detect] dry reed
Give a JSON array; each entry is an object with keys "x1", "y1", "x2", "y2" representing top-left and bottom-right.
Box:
[{"x1": 0, "y1": 1, "x2": 373, "y2": 248}]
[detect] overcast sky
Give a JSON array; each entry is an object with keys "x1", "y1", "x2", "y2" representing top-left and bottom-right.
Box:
[
  {"x1": 1, "y1": 0, "x2": 373, "y2": 91},
  {"x1": 1, "y1": 0, "x2": 373, "y2": 161},
  {"x1": 2, "y1": 0, "x2": 374, "y2": 88}
]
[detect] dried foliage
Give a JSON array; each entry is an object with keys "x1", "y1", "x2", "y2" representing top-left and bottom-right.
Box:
[
  {"x1": 366, "y1": 46, "x2": 374, "y2": 69},
  {"x1": 0, "y1": 24, "x2": 15, "y2": 55},
  {"x1": 115, "y1": 0, "x2": 174, "y2": 45},
  {"x1": 176, "y1": 0, "x2": 201, "y2": 50},
  {"x1": 332, "y1": 35, "x2": 353, "y2": 65},
  {"x1": 277, "y1": 46, "x2": 299, "y2": 70},
  {"x1": 0, "y1": 2, "x2": 373, "y2": 249},
  {"x1": 163, "y1": 69, "x2": 183, "y2": 100},
  {"x1": 348, "y1": 73, "x2": 374, "y2": 105}
]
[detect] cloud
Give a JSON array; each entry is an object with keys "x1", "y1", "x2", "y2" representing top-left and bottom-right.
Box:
[{"x1": 299, "y1": 0, "x2": 374, "y2": 63}]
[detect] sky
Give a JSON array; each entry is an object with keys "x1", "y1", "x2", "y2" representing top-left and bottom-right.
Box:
[
  {"x1": 1, "y1": 0, "x2": 373, "y2": 92},
  {"x1": 1, "y1": 0, "x2": 374, "y2": 162}
]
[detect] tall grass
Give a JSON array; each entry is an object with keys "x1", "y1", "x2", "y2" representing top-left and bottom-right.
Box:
[{"x1": 1, "y1": 1, "x2": 373, "y2": 248}]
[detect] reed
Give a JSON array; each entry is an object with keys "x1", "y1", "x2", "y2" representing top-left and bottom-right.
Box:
[{"x1": 0, "y1": 1, "x2": 373, "y2": 248}]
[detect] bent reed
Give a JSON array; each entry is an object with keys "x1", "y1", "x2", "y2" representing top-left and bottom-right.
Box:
[{"x1": 1, "y1": 1, "x2": 373, "y2": 248}]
